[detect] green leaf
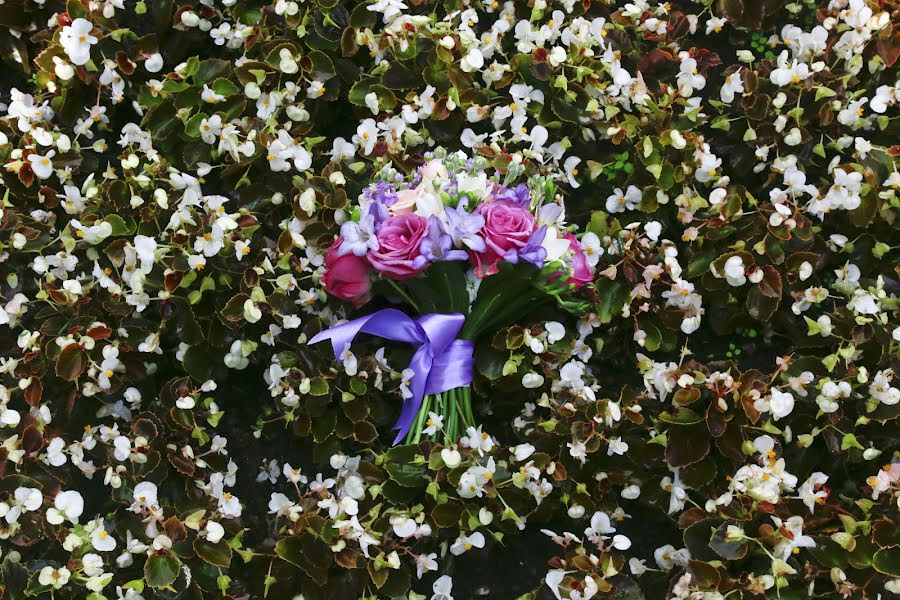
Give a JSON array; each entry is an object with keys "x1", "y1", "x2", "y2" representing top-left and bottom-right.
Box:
[
  {"x1": 275, "y1": 536, "x2": 332, "y2": 585},
  {"x1": 194, "y1": 59, "x2": 231, "y2": 85},
  {"x1": 66, "y1": 0, "x2": 90, "y2": 18},
  {"x1": 666, "y1": 424, "x2": 710, "y2": 467},
  {"x1": 815, "y1": 86, "x2": 837, "y2": 100},
  {"x1": 212, "y1": 78, "x2": 239, "y2": 97},
  {"x1": 185, "y1": 113, "x2": 207, "y2": 138},
  {"x1": 873, "y1": 548, "x2": 900, "y2": 577},
  {"x1": 841, "y1": 433, "x2": 864, "y2": 451},
  {"x1": 182, "y1": 346, "x2": 216, "y2": 381},
  {"x1": 350, "y1": 1, "x2": 378, "y2": 27},
  {"x1": 182, "y1": 57, "x2": 200, "y2": 78},
  {"x1": 380, "y1": 567, "x2": 412, "y2": 596},
  {"x1": 873, "y1": 519, "x2": 900, "y2": 548},
  {"x1": 144, "y1": 554, "x2": 181, "y2": 588},
  {"x1": 193, "y1": 539, "x2": 233, "y2": 568},
  {"x1": 307, "y1": 50, "x2": 335, "y2": 75},
  {"x1": 595, "y1": 279, "x2": 628, "y2": 324},
  {"x1": 586, "y1": 211, "x2": 619, "y2": 238},
  {"x1": 658, "y1": 407, "x2": 704, "y2": 425},
  {"x1": 104, "y1": 214, "x2": 135, "y2": 236},
  {"x1": 431, "y1": 501, "x2": 464, "y2": 528},
  {"x1": 385, "y1": 445, "x2": 427, "y2": 487},
  {"x1": 381, "y1": 63, "x2": 423, "y2": 90},
  {"x1": 640, "y1": 321, "x2": 662, "y2": 352},
  {"x1": 550, "y1": 95, "x2": 581, "y2": 123},
  {"x1": 308, "y1": 377, "x2": 329, "y2": 396},
  {"x1": 709, "y1": 523, "x2": 748, "y2": 560},
  {"x1": 348, "y1": 77, "x2": 377, "y2": 106}
]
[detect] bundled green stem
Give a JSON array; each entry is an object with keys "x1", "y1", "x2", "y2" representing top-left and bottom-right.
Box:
[
  {"x1": 403, "y1": 386, "x2": 474, "y2": 445},
  {"x1": 396, "y1": 262, "x2": 561, "y2": 446}
]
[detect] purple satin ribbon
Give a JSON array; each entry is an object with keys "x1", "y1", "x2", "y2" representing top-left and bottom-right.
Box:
[{"x1": 308, "y1": 310, "x2": 474, "y2": 444}]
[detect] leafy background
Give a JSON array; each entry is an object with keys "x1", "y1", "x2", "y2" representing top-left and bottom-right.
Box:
[{"x1": 0, "y1": 0, "x2": 899, "y2": 598}]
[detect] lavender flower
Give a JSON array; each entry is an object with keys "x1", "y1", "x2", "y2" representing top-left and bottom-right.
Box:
[
  {"x1": 444, "y1": 204, "x2": 486, "y2": 253},
  {"x1": 492, "y1": 183, "x2": 531, "y2": 207},
  {"x1": 362, "y1": 182, "x2": 398, "y2": 225},
  {"x1": 503, "y1": 225, "x2": 547, "y2": 268},
  {"x1": 338, "y1": 212, "x2": 379, "y2": 256},
  {"x1": 537, "y1": 202, "x2": 565, "y2": 226},
  {"x1": 420, "y1": 216, "x2": 468, "y2": 262}
]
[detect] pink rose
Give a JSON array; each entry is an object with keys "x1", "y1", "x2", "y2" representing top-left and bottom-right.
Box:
[
  {"x1": 323, "y1": 238, "x2": 372, "y2": 306},
  {"x1": 563, "y1": 233, "x2": 593, "y2": 289},
  {"x1": 471, "y1": 200, "x2": 535, "y2": 277},
  {"x1": 368, "y1": 214, "x2": 429, "y2": 279}
]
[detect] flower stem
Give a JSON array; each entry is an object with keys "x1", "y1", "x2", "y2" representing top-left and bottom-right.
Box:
[
  {"x1": 384, "y1": 278, "x2": 421, "y2": 314},
  {"x1": 461, "y1": 385, "x2": 476, "y2": 426},
  {"x1": 446, "y1": 388, "x2": 458, "y2": 443},
  {"x1": 408, "y1": 393, "x2": 432, "y2": 444}
]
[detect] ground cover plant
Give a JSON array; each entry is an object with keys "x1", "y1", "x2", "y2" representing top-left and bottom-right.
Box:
[{"x1": 0, "y1": 0, "x2": 898, "y2": 598}]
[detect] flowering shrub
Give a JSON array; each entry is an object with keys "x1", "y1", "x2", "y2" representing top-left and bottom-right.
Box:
[{"x1": 0, "y1": 0, "x2": 898, "y2": 598}]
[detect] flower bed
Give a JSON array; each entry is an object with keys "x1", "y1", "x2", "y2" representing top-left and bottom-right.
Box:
[{"x1": 0, "y1": 0, "x2": 898, "y2": 598}]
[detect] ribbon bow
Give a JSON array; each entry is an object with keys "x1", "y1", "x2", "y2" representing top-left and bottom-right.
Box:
[{"x1": 308, "y1": 310, "x2": 474, "y2": 444}]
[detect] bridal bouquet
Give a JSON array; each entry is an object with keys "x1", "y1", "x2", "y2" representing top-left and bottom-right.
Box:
[{"x1": 311, "y1": 151, "x2": 593, "y2": 445}]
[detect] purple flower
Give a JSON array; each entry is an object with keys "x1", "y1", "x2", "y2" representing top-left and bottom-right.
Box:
[
  {"x1": 503, "y1": 225, "x2": 547, "y2": 268},
  {"x1": 362, "y1": 182, "x2": 399, "y2": 225},
  {"x1": 420, "y1": 216, "x2": 468, "y2": 262},
  {"x1": 444, "y1": 204, "x2": 486, "y2": 253},
  {"x1": 492, "y1": 183, "x2": 531, "y2": 207},
  {"x1": 338, "y1": 212, "x2": 379, "y2": 256}
]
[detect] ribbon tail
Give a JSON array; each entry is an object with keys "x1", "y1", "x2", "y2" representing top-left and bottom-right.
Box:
[
  {"x1": 308, "y1": 308, "x2": 425, "y2": 359},
  {"x1": 392, "y1": 395, "x2": 422, "y2": 445},
  {"x1": 392, "y1": 346, "x2": 432, "y2": 444}
]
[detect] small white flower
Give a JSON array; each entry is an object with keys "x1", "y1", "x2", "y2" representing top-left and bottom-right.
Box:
[
  {"x1": 47, "y1": 490, "x2": 84, "y2": 525},
  {"x1": 144, "y1": 53, "x2": 164, "y2": 73},
  {"x1": 204, "y1": 521, "x2": 225, "y2": 544},
  {"x1": 460, "y1": 48, "x2": 485, "y2": 73},
  {"x1": 432, "y1": 575, "x2": 454, "y2": 600},
  {"x1": 390, "y1": 516, "x2": 417, "y2": 538},
  {"x1": 460, "y1": 426, "x2": 494, "y2": 456},
  {"x1": 450, "y1": 531, "x2": 485, "y2": 555},
  {"x1": 522, "y1": 372, "x2": 544, "y2": 388},
  {"x1": 605, "y1": 186, "x2": 641, "y2": 213},
  {"x1": 28, "y1": 150, "x2": 56, "y2": 179},
  {"x1": 399, "y1": 368, "x2": 415, "y2": 399},
  {"x1": 132, "y1": 482, "x2": 158, "y2": 512},
  {"x1": 580, "y1": 232, "x2": 603, "y2": 268},
  {"x1": 38, "y1": 566, "x2": 71, "y2": 589},
  {"x1": 545, "y1": 321, "x2": 566, "y2": 344},
  {"x1": 59, "y1": 19, "x2": 98, "y2": 66},
  {"x1": 607, "y1": 437, "x2": 629, "y2": 456},
  {"x1": 90, "y1": 522, "x2": 118, "y2": 552},
  {"x1": 722, "y1": 255, "x2": 746, "y2": 286},
  {"x1": 423, "y1": 411, "x2": 444, "y2": 436}
]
